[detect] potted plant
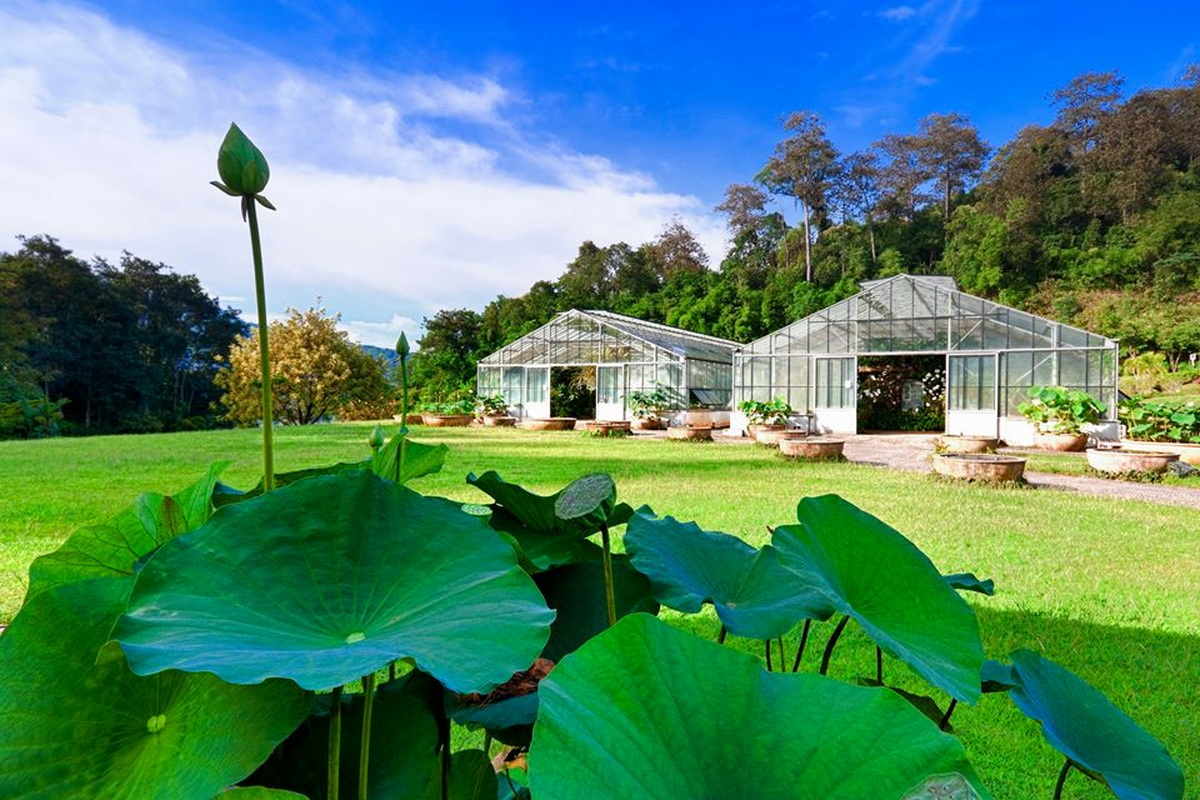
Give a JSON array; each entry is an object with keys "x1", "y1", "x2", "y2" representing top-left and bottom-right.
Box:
[
  {"x1": 421, "y1": 398, "x2": 475, "y2": 427},
  {"x1": 739, "y1": 398, "x2": 792, "y2": 441},
  {"x1": 475, "y1": 394, "x2": 515, "y2": 427},
  {"x1": 628, "y1": 387, "x2": 670, "y2": 430},
  {"x1": 1018, "y1": 385, "x2": 1105, "y2": 451}
]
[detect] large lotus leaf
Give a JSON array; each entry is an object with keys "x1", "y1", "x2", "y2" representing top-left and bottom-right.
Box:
[
  {"x1": 248, "y1": 670, "x2": 476, "y2": 799},
  {"x1": 24, "y1": 461, "x2": 227, "y2": 599},
  {"x1": 943, "y1": 572, "x2": 995, "y2": 596},
  {"x1": 535, "y1": 555, "x2": 659, "y2": 663},
  {"x1": 624, "y1": 511, "x2": 832, "y2": 640},
  {"x1": 0, "y1": 578, "x2": 309, "y2": 800},
  {"x1": 372, "y1": 430, "x2": 449, "y2": 484},
  {"x1": 219, "y1": 790, "x2": 308, "y2": 799},
  {"x1": 528, "y1": 614, "x2": 990, "y2": 799},
  {"x1": 114, "y1": 471, "x2": 554, "y2": 691},
  {"x1": 467, "y1": 471, "x2": 633, "y2": 537},
  {"x1": 773, "y1": 495, "x2": 984, "y2": 703},
  {"x1": 488, "y1": 507, "x2": 604, "y2": 572},
  {"x1": 1006, "y1": 649, "x2": 1184, "y2": 799}
]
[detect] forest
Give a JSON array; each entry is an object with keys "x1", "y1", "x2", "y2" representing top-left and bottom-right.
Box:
[{"x1": 411, "y1": 69, "x2": 1200, "y2": 400}]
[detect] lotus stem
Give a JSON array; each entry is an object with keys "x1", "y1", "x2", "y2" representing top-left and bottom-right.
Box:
[
  {"x1": 939, "y1": 698, "x2": 957, "y2": 731},
  {"x1": 358, "y1": 673, "x2": 376, "y2": 800},
  {"x1": 819, "y1": 615, "x2": 850, "y2": 676},
  {"x1": 717, "y1": 624, "x2": 727, "y2": 645},
  {"x1": 246, "y1": 201, "x2": 275, "y2": 492},
  {"x1": 599, "y1": 523, "x2": 617, "y2": 627},
  {"x1": 398, "y1": 350, "x2": 409, "y2": 437},
  {"x1": 791, "y1": 619, "x2": 811, "y2": 672},
  {"x1": 1052, "y1": 759, "x2": 1073, "y2": 800},
  {"x1": 876, "y1": 646, "x2": 883, "y2": 684},
  {"x1": 765, "y1": 639, "x2": 773, "y2": 671},
  {"x1": 328, "y1": 685, "x2": 343, "y2": 800},
  {"x1": 778, "y1": 637, "x2": 787, "y2": 670}
]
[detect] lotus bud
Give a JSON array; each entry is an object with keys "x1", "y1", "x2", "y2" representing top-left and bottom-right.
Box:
[
  {"x1": 368, "y1": 424, "x2": 386, "y2": 451},
  {"x1": 213, "y1": 123, "x2": 270, "y2": 196},
  {"x1": 396, "y1": 332, "x2": 410, "y2": 360}
]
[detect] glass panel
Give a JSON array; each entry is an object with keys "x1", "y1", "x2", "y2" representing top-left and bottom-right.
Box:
[
  {"x1": 597, "y1": 366, "x2": 620, "y2": 405},
  {"x1": 948, "y1": 355, "x2": 995, "y2": 411},
  {"x1": 502, "y1": 367, "x2": 524, "y2": 408},
  {"x1": 525, "y1": 368, "x2": 549, "y2": 405}
]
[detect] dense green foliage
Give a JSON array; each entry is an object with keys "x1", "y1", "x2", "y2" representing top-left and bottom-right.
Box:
[
  {"x1": 0, "y1": 235, "x2": 246, "y2": 437},
  {"x1": 413, "y1": 70, "x2": 1200, "y2": 399},
  {"x1": 1119, "y1": 396, "x2": 1200, "y2": 443}
]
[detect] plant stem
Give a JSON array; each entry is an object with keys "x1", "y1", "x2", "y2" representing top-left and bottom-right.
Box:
[
  {"x1": 791, "y1": 619, "x2": 811, "y2": 672},
  {"x1": 599, "y1": 523, "x2": 617, "y2": 627},
  {"x1": 876, "y1": 646, "x2": 883, "y2": 684},
  {"x1": 939, "y1": 698, "x2": 957, "y2": 731},
  {"x1": 246, "y1": 200, "x2": 275, "y2": 492},
  {"x1": 358, "y1": 673, "x2": 376, "y2": 800},
  {"x1": 1052, "y1": 759, "x2": 1073, "y2": 800},
  {"x1": 764, "y1": 639, "x2": 773, "y2": 671},
  {"x1": 716, "y1": 624, "x2": 727, "y2": 645},
  {"x1": 328, "y1": 685, "x2": 343, "y2": 800},
  {"x1": 399, "y1": 352, "x2": 409, "y2": 437},
  {"x1": 778, "y1": 636, "x2": 787, "y2": 669},
  {"x1": 819, "y1": 615, "x2": 851, "y2": 676}
]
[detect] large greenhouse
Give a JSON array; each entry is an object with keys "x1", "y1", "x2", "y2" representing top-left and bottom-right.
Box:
[
  {"x1": 733, "y1": 274, "x2": 1120, "y2": 443},
  {"x1": 477, "y1": 309, "x2": 739, "y2": 422}
]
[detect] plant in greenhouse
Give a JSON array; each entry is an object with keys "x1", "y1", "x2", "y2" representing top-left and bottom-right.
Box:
[
  {"x1": 738, "y1": 397, "x2": 793, "y2": 426},
  {"x1": 1018, "y1": 385, "x2": 1105, "y2": 435}
]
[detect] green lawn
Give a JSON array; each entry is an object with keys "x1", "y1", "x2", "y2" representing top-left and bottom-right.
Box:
[{"x1": 2, "y1": 423, "x2": 1197, "y2": 798}]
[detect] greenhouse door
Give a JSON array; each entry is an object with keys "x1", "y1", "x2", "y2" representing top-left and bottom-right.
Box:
[
  {"x1": 523, "y1": 367, "x2": 551, "y2": 419},
  {"x1": 813, "y1": 357, "x2": 857, "y2": 434},
  {"x1": 596, "y1": 365, "x2": 625, "y2": 421},
  {"x1": 945, "y1": 354, "x2": 998, "y2": 436}
]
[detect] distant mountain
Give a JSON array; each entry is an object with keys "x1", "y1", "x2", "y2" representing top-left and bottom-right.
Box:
[{"x1": 360, "y1": 343, "x2": 401, "y2": 368}]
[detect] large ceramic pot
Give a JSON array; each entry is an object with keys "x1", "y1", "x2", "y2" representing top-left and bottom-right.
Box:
[
  {"x1": 753, "y1": 425, "x2": 789, "y2": 445},
  {"x1": 936, "y1": 435, "x2": 999, "y2": 454},
  {"x1": 1086, "y1": 447, "x2": 1176, "y2": 474},
  {"x1": 933, "y1": 453, "x2": 1026, "y2": 482},
  {"x1": 482, "y1": 415, "x2": 517, "y2": 427},
  {"x1": 393, "y1": 413, "x2": 424, "y2": 425},
  {"x1": 667, "y1": 425, "x2": 712, "y2": 441},
  {"x1": 585, "y1": 420, "x2": 631, "y2": 437},
  {"x1": 422, "y1": 414, "x2": 472, "y2": 428},
  {"x1": 779, "y1": 438, "x2": 845, "y2": 459},
  {"x1": 1034, "y1": 432, "x2": 1088, "y2": 452},
  {"x1": 521, "y1": 417, "x2": 577, "y2": 431},
  {"x1": 632, "y1": 417, "x2": 665, "y2": 431}
]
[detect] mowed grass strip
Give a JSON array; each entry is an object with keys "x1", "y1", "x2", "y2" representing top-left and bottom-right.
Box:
[{"x1": 1, "y1": 423, "x2": 1196, "y2": 798}]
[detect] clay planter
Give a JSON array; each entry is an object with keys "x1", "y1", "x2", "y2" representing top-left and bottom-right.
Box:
[
  {"x1": 933, "y1": 453, "x2": 1026, "y2": 482},
  {"x1": 521, "y1": 417, "x2": 577, "y2": 432},
  {"x1": 632, "y1": 417, "x2": 666, "y2": 431},
  {"x1": 393, "y1": 413, "x2": 425, "y2": 425},
  {"x1": 667, "y1": 425, "x2": 712, "y2": 441},
  {"x1": 422, "y1": 414, "x2": 472, "y2": 427},
  {"x1": 779, "y1": 438, "x2": 845, "y2": 459},
  {"x1": 1034, "y1": 432, "x2": 1088, "y2": 452},
  {"x1": 1122, "y1": 442, "x2": 1200, "y2": 466},
  {"x1": 585, "y1": 420, "x2": 632, "y2": 437},
  {"x1": 1086, "y1": 447, "x2": 1176, "y2": 474},
  {"x1": 482, "y1": 415, "x2": 517, "y2": 427},
  {"x1": 748, "y1": 423, "x2": 786, "y2": 440},
  {"x1": 936, "y1": 435, "x2": 999, "y2": 454},
  {"x1": 753, "y1": 425, "x2": 789, "y2": 445}
]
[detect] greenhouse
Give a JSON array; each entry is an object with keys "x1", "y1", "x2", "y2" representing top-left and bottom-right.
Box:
[
  {"x1": 477, "y1": 309, "x2": 739, "y2": 422},
  {"x1": 733, "y1": 274, "x2": 1120, "y2": 442}
]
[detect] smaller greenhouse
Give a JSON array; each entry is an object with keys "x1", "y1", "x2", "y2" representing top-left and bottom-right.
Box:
[
  {"x1": 477, "y1": 309, "x2": 739, "y2": 422},
  {"x1": 734, "y1": 274, "x2": 1120, "y2": 442}
]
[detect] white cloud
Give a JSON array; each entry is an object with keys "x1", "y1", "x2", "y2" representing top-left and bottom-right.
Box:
[
  {"x1": 0, "y1": 1, "x2": 723, "y2": 341},
  {"x1": 340, "y1": 314, "x2": 421, "y2": 349},
  {"x1": 879, "y1": 6, "x2": 918, "y2": 22}
]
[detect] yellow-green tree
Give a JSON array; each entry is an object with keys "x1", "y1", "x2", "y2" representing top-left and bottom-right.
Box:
[{"x1": 216, "y1": 306, "x2": 392, "y2": 425}]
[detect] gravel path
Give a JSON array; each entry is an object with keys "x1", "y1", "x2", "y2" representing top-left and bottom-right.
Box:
[{"x1": 838, "y1": 433, "x2": 1200, "y2": 510}]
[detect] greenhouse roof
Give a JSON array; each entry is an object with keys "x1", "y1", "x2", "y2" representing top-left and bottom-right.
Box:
[
  {"x1": 479, "y1": 309, "x2": 740, "y2": 367},
  {"x1": 742, "y1": 274, "x2": 1117, "y2": 356}
]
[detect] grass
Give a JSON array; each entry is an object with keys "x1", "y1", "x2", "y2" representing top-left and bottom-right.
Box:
[{"x1": 2, "y1": 423, "x2": 1197, "y2": 798}]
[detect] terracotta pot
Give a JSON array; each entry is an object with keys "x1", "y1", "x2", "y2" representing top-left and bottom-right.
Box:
[
  {"x1": 933, "y1": 453, "x2": 1026, "y2": 482},
  {"x1": 393, "y1": 413, "x2": 425, "y2": 425},
  {"x1": 632, "y1": 417, "x2": 665, "y2": 431},
  {"x1": 521, "y1": 417, "x2": 577, "y2": 431},
  {"x1": 779, "y1": 438, "x2": 845, "y2": 459},
  {"x1": 422, "y1": 414, "x2": 472, "y2": 427},
  {"x1": 667, "y1": 425, "x2": 712, "y2": 441},
  {"x1": 752, "y1": 424, "x2": 788, "y2": 445},
  {"x1": 936, "y1": 435, "x2": 999, "y2": 454},
  {"x1": 1086, "y1": 447, "x2": 1176, "y2": 474},
  {"x1": 482, "y1": 415, "x2": 517, "y2": 427},
  {"x1": 1034, "y1": 432, "x2": 1088, "y2": 452},
  {"x1": 1120, "y1": 442, "x2": 1200, "y2": 465},
  {"x1": 585, "y1": 420, "x2": 632, "y2": 437}
]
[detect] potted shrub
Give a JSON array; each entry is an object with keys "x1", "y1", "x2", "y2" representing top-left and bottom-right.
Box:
[
  {"x1": 739, "y1": 398, "x2": 792, "y2": 441},
  {"x1": 421, "y1": 398, "x2": 475, "y2": 427},
  {"x1": 1018, "y1": 386, "x2": 1105, "y2": 451},
  {"x1": 475, "y1": 394, "x2": 515, "y2": 427},
  {"x1": 628, "y1": 387, "x2": 670, "y2": 430}
]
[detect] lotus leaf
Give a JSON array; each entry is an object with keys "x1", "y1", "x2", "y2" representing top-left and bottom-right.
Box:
[
  {"x1": 0, "y1": 578, "x2": 309, "y2": 799},
  {"x1": 553, "y1": 472, "x2": 616, "y2": 526},
  {"x1": 624, "y1": 510, "x2": 831, "y2": 640},
  {"x1": 219, "y1": 790, "x2": 308, "y2": 799},
  {"x1": 25, "y1": 462, "x2": 227, "y2": 599},
  {"x1": 488, "y1": 507, "x2": 603, "y2": 572},
  {"x1": 467, "y1": 471, "x2": 633, "y2": 537},
  {"x1": 943, "y1": 572, "x2": 995, "y2": 596},
  {"x1": 1006, "y1": 649, "x2": 1184, "y2": 800},
  {"x1": 372, "y1": 430, "x2": 449, "y2": 484},
  {"x1": 773, "y1": 495, "x2": 984, "y2": 703},
  {"x1": 528, "y1": 614, "x2": 990, "y2": 799},
  {"x1": 115, "y1": 471, "x2": 554, "y2": 691}
]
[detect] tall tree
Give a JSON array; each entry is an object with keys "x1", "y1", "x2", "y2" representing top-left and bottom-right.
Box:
[
  {"x1": 409, "y1": 308, "x2": 485, "y2": 401},
  {"x1": 1050, "y1": 70, "x2": 1125, "y2": 156},
  {"x1": 645, "y1": 219, "x2": 709, "y2": 280},
  {"x1": 715, "y1": 183, "x2": 769, "y2": 238},
  {"x1": 758, "y1": 111, "x2": 840, "y2": 282},
  {"x1": 831, "y1": 150, "x2": 882, "y2": 262},
  {"x1": 914, "y1": 113, "x2": 990, "y2": 219},
  {"x1": 874, "y1": 133, "x2": 931, "y2": 222}
]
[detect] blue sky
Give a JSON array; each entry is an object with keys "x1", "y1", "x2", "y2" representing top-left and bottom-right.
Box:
[{"x1": 2, "y1": 1, "x2": 1197, "y2": 345}]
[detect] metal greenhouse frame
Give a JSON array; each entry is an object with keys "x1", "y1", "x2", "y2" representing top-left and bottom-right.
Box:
[
  {"x1": 477, "y1": 309, "x2": 739, "y2": 421},
  {"x1": 733, "y1": 274, "x2": 1120, "y2": 442}
]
